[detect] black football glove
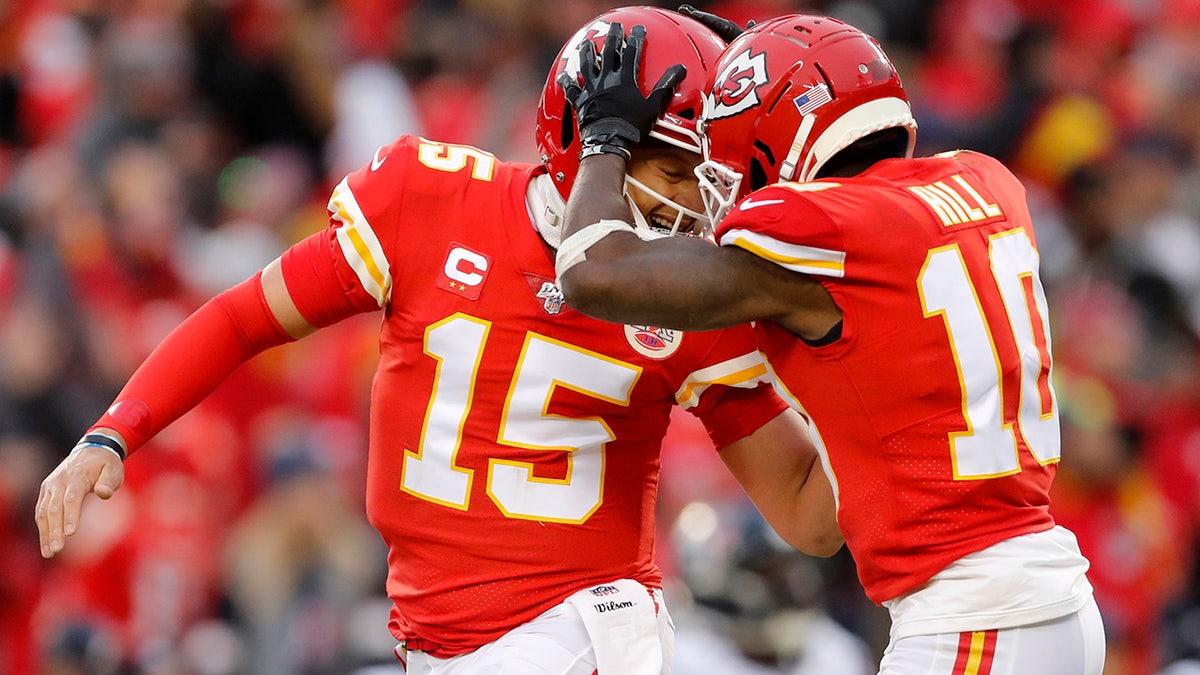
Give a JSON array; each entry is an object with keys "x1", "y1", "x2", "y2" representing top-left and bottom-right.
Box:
[
  {"x1": 557, "y1": 22, "x2": 687, "y2": 160},
  {"x1": 677, "y1": 4, "x2": 755, "y2": 43}
]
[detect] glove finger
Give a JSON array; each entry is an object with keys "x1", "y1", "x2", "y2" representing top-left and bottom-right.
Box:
[
  {"x1": 647, "y1": 64, "x2": 687, "y2": 115},
  {"x1": 601, "y1": 21, "x2": 624, "y2": 76},
  {"x1": 651, "y1": 63, "x2": 687, "y2": 95},
  {"x1": 648, "y1": 65, "x2": 686, "y2": 117},
  {"x1": 678, "y1": 4, "x2": 714, "y2": 22},
  {"x1": 677, "y1": 5, "x2": 742, "y2": 42},
  {"x1": 576, "y1": 39, "x2": 599, "y2": 83},
  {"x1": 624, "y1": 24, "x2": 646, "y2": 86},
  {"x1": 557, "y1": 72, "x2": 584, "y2": 105}
]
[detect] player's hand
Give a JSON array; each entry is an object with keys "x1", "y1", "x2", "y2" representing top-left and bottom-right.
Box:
[
  {"x1": 35, "y1": 444, "x2": 125, "y2": 558},
  {"x1": 557, "y1": 22, "x2": 686, "y2": 159},
  {"x1": 677, "y1": 5, "x2": 755, "y2": 43}
]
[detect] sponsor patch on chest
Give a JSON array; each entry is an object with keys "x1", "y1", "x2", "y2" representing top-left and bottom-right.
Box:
[{"x1": 624, "y1": 324, "x2": 682, "y2": 359}]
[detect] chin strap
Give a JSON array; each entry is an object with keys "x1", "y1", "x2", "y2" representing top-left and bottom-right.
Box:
[
  {"x1": 528, "y1": 172, "x2": 641, "y2": 249},
  {"x1": 530, "y1": 173, "x2": 567, "y2": 249},
  {"x1": 530, "y1": 171, "x2": 708, "y2": 251}
]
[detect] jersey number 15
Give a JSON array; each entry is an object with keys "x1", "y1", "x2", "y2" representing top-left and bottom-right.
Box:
[{"x1": 400, "y1": 314, "x2": 641, "y2": 523}]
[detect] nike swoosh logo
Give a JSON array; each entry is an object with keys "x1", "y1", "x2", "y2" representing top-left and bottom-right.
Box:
[
  {"x1": 739, "y1": 197, "x2": 785, "y2": 211},
  {"x1": 371, "y1": 146, "x2": 386, "y2": 172}
]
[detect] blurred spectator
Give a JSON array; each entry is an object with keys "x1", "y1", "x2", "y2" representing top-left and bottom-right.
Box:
[
  {"x1": 907, "y1": 0, "x2": 1026, "y2": 157},
  {"x1": 223, "y1": 432, "x2": 383, "y2": 674},
  {"x1": 7, "y1": 2, "x2": 94, "y2": 149},
  {"x1": 1045, "y1": 160, "x2": 1198, "y2": 384},
  {"x1": 660, "y1": 411, "x2": 881, "y2": 675},
  {"x1": 1053, "y1": 372, "x2": 1189, "y2": 675},
  {"x1": 2, "y1": 1, "x2": 1200, "y2": 673},
  {"x1": 668, "y1": 496, "x2": 874, "y2": 675},
  {"x1": 324, "y1": 59, "x2": 422, "y2": 183},
  {"x1": 1111, "y1": 136, "x2": 1200, "y2": 337},
  {"x1": 400, "y1": 1, "x2": 546, "y2": 162},
  {"x1": 0, "y1": 435, "x2": 56, "y2": 675}
]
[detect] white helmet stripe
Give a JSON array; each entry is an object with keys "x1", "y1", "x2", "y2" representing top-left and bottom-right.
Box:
[{"x1": 800, "y1": 96, "x2": 916, "y2": 182}]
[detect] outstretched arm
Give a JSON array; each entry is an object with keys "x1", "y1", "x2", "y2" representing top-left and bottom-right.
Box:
[{"x1": 34, "y1": 237, "x2": 360, "y2": 559}]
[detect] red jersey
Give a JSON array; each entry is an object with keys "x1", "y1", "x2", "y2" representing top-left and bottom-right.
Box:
[
  {"x1": 294, "y1": 136, "x2": 784, "y2": 656},
  {"x1": 716, "y1": 151, "x2": 1060, "y2": 604}
]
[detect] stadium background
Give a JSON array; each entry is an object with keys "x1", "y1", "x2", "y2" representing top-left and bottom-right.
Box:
[{"x1": 1, "y1": 0, "x2": 1198, "y2": 673}]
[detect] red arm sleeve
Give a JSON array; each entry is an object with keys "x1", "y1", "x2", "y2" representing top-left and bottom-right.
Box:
[
  {"x1": 88, "y1": 271, "x2": 294, "y2": 456},
  {"x1": 93, "y1": 228, "x2": 382, "y2": 455}
]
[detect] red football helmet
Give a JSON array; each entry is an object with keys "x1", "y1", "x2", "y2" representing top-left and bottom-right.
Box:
[
  {"x1": 536, "y1": 6, "x2": 726, "y2": 205},
  {"x1": 696, "y1": 14, "x2": 917, "y2": 225}
]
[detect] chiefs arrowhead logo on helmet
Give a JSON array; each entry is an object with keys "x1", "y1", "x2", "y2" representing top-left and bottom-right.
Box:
[
  {"x1": 561, "y1": 20, "x2": 609, "y2": 82},
  {"x1": 707, "y1": 48, "x2": 769, "y2": 120},
  {"x1": 536, "y1": 6, "x2": 726, "y2": 201}
]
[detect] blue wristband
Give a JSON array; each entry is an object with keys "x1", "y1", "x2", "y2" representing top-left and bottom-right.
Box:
[{"x1": 72, "y1": 433, "x2": 127, "y2": 461}]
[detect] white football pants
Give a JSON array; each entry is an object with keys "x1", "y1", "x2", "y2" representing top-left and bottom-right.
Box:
[
  {"x1": 400, "y1": 586, "x2": 673, "y2": 675},
  {"x1": 878, "y1": 596, "x2": 1106, "y2": 675}
]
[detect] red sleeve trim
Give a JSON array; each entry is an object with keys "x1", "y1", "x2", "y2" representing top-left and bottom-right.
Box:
[
  {"x1": 697, "y1": 383, "x2": 788, "y2": 448},
  {"x1": 280, "y1": 230, "x2": 374, "y2": 327}
]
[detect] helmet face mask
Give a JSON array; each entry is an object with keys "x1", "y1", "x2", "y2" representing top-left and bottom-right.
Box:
[
  {"x1": 535, "y1": 7, "x2": 725, "y2": 236},
  {"x1": 696, "y1": 14, "x2": 918, "y2": 225},
  {"x1": 695, "y1": 153, "x2": 743, "y2": 233}
]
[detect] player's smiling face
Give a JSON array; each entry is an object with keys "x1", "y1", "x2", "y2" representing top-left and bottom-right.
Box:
[{"x1": 626, "y1": 144, "x2": 704, "y2": 236}]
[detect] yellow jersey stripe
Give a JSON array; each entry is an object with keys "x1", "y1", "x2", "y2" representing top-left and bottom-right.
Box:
[
  {"x1": 720, "y1": 228, "x2": 846, "y2": 277},
  {"x1": 328, "y1": 177, "x2": 392, "y2": 306},
  {"x1": 675, "y1": 352, "x2": 772, "y2": 409}
]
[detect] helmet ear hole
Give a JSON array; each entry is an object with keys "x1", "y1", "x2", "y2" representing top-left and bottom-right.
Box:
[
  {"x1": 750, "y1": 158, "x2": 769, "y2": 191},
  {"x1": 560, "y1": 102, "x2": 575, "y2": 150},
  {"x1": 749, "y1": 140, "x2": 776, "y2": 190}
]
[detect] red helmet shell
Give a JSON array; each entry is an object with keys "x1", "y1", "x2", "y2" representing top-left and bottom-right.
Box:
[
  {"x1": 702, "y1": 14, "x2": 916, "y2": 197},
  {"x1": 535, "y1": 6, "x2": 726, "y2": 201}
]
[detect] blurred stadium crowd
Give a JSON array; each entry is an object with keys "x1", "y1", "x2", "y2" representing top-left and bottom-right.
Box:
[{"x1": 1, "y1": 0, "x2": 1199, "y2": 673}]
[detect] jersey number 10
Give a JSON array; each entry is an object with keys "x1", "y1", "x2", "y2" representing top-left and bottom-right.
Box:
[{"x1": 918, "y1": 229, "x2": 1060, "y2": 480}]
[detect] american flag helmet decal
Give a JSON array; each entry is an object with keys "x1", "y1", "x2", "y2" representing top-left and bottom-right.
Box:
[{"x1": 793, "y1": 83, "x2": 833, "y2": 116}]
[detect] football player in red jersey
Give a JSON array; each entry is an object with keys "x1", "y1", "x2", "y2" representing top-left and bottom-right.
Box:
[
  {"x1": 555, "y1": 13, "x2": 1105, "y2": 675},
  {"x1": 34, "y1": 7, "x2": 841, "y2": 674}
]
